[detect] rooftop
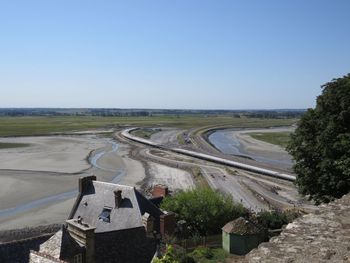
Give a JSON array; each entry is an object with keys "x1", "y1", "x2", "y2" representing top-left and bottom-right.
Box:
[
  {"x1": 69, "y1": 180, "x2": 163, "y2": 233},
  {"x1": 222, "y1": 217, "x2": 265, "y2": 235}
]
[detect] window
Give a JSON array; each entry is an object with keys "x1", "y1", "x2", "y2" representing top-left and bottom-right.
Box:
[
  {"x1": 74, "y1": 253, "x2": 83, "y2": 263},
  {"x1": 98, "y1": 207, "x2": 112, "y2": 223}
]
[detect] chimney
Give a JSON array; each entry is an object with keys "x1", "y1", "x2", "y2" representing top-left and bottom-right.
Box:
[
  {"x1": 79, "y1": 175, "x2": 96, "y2": 194},
  {"x1": 66, "y1": 219, "x2": 96, "y2": 263},
  {"x1": 114, "y1": 189, "x2": 122, "y2": 208},
  {"x1": 152, "y1": 184, "x2": 169, "y2": 198},
  {"x1": 160, "y1": 212, "x2": 175, "y2": 237},
  {"x1": 142, "y1": 212, "x2": 155, "y2": 236}
]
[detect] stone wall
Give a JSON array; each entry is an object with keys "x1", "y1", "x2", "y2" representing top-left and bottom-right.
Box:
[
  {"x1": 0, "y1": 224, "x2": 61, "y2": 243},
  {"x1": 246, "y1": 194, "x2": 350, "y2": 263},
  {"x1": 95, "y1": 227, "x2": 157, "y2": 263}
]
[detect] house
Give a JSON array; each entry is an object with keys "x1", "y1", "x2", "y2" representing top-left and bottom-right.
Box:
[
  {"x1": 222, "y1": 217, "x2": 266, "y2": 255},
  {"x1": 30, "y1": 176, "x2": 175, "y2": 263}
]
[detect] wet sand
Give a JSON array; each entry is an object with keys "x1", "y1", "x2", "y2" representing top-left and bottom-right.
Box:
[
  {"x1": 0, "y1": 136, "x2": 106, "y2": 173},
  {"x1": 0, "y1": 135, "x2": 146, "y2": 230},
  {"x1": 0, "y1": 198, "x2": 75, "y2": 230},
  {"x1": 208, "y1": 127, "x2": 294, "y2": 170},
  {"x1": 0, "y1": 170, "x2": 79, "y2": 210},
  {"x1": 0, "y1": 131, "x2": 194, "y2": 230}
]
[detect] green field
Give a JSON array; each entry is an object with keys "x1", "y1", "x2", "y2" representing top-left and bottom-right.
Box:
[
  {"x1": 248, "y1": 131, "x2": 292, "y2": 148},
  {"x1": 0, "y1": 142, "x2": 31, "y2": 149},
  {"x1": 0, "y1": 116, "x2": 297, "y2": 137}
]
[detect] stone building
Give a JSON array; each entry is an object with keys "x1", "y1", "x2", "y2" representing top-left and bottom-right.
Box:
[{"x1": 29, "y1": 176, "x2": 175, "y2": 263}]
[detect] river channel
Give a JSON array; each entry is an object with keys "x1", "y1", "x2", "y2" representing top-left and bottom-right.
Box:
[{"x1": 208, "y1": 128, "x2": 294, "y2": 171}]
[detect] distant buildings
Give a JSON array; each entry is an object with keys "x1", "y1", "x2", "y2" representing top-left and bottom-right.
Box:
[{"x1": 29, "y1": 176, "x2": 175, "y2": 263}]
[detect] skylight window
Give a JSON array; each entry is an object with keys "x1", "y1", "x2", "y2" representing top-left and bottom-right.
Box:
[{"x1": 98, "y1": 207, "x2": 112, "y2": 223}]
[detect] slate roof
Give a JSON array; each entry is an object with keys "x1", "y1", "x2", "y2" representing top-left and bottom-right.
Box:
[
  {"x1": 38, "y1": 227, "x2": 84, "y2": 260},
  {"x1": 222, "y1": 217, "x2": 265, "y2": 235},
  {"x1": 69, "y1": 181, "x2": 163, "y2": 233}
]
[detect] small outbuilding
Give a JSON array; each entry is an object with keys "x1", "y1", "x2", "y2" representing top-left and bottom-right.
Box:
[{"x1": 222, "y1": 217, "x2": 266, "y2": 255}]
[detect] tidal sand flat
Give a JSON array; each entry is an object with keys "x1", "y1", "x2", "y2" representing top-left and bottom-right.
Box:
[
  {"x1": 0, "y1": 135, "x2": 150, "y2": 230},
  {"x1": 209, "y1": 127, "x2": 294, "y2": 170},
  {"x1": 0, "y1": 136, "x2": 107, "y2": 173}
]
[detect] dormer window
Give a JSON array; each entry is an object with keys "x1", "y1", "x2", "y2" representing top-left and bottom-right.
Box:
[{"x1": 98, "y1": 207, "x2": 112, "y2": 223}]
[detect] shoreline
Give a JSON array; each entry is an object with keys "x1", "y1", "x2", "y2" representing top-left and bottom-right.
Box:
[{"x1": 204, "y1": 126, "x2": 294, "y2": 170}]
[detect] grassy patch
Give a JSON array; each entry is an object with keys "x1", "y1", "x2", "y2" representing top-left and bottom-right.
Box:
[
  {"x1": 177, "y1": 133, "x2": 186, "y2": 145},
  {"x1": 191, "y1": 167, "x2": 209, "y2": 188},
  {"x1": 0, "y1": 142, "x2": 31, "y2": 149},
  {"x1": 131, "y1": 128, "x2": 160, "y2": 139},
  {"x1": 0, "y1": 116, "x2": 297, "y2": 137},
  {"x1": 225, "y1": 167, "x2": 238, "y2": 176},
  {"x1": 248, "y1": 131, "x2": 291, "y2": 148}
]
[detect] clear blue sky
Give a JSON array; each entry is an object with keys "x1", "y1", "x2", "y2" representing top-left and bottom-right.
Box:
[{"x1": 1, "y1": 1, "x2": 349, "y2": 109}]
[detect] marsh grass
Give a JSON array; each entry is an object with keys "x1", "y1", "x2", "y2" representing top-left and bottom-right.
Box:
[{"x1": 248, "y1": 131, "x2": 292, "y2": 148}]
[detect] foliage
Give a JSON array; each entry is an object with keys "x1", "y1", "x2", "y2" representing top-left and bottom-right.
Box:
[
  {"x1": 287, "y1": 74, "x2": 350, "y2": 203},
  {"x1": 190, "y1": 247, "x2": 213, "y2": 259},
  {"x1": 188, "y1": 247, "x2": 230, "y2": 263},
  {"x1": 154, "y1": 246, "x2": 230, "y2": 263},
  {"x1": 256, "y1": 210, "x2": 300, "y2": 230},
  {"x1": 153, "y1": 245, "x2": 180, "y2": 263},
  {"x1": 161, "y1": 188, "x2": 248, "y2": 236}
]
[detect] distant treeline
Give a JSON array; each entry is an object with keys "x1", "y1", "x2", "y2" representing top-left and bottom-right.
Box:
[{"x1": 0, "y1": 108, "x2": 305, "y2": 118}]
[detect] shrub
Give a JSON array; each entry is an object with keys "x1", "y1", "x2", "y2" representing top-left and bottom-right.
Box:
[
  {"x1": 161, "y1": 187, "x2": 248, "y2": 236},
  {"x1": 256, "y1": 209, "x2": 300, "y2": 229}
]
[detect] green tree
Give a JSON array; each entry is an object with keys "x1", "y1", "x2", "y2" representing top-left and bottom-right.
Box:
[
  {"x1": 161, "y1": 187, "x2": 247, "y2": 236},
  {"x1": 287, "y1": 74, "x2": 350, "y2": 203}
]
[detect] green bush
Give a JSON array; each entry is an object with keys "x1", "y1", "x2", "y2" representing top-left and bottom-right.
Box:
[
  {"x1": 161, "y1": 187, "x2": 248, "y2": 236},
  {"x1": 188, "y1": 248, "x2": 230, "y2": 263},
  {"x1": 190, "y1": 247, "x2": 213, "y2": 259},
  {"x1": 256, "y1": 209, "x2": 300, "y2": 229}
]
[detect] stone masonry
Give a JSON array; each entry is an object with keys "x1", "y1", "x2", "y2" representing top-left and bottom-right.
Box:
[{"x1": 246, "y1": 194, "x2": 350, "y2": 263}]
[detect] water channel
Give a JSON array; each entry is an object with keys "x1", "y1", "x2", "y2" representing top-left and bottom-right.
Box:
[{"x1": 208, "y1": 128, "x2": 294, "y2": 170}]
